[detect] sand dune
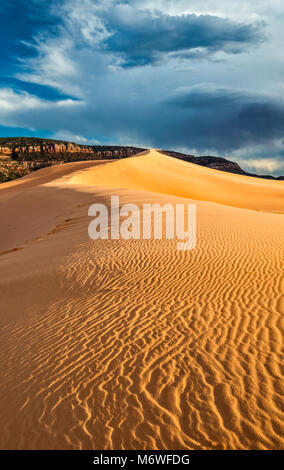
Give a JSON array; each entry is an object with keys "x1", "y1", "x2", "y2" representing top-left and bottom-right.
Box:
[
  {"x1": 0, "y1": 150, "x2": 283, "y2": 449},
  {"x1": 71, "y1": 149, "x2": 284, "y2": 213}
]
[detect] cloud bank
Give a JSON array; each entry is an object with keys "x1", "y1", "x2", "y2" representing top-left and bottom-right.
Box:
[{"x1": 0, "y1": 0, "x2": 284, "y2": 174}]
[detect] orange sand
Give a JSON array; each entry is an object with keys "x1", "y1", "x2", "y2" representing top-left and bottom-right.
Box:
[{"x1": 0, "y1": 150, "x2": 283, "y2": 449}]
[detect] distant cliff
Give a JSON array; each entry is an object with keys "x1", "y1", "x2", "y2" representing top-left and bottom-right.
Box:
[
  {"x1": 161, "y1": 151, "x2": 245, "y2": 174},
  {"x1": 161, "y1": 150, "x2": 284, "y2": 180},
  {"x1": 0, "y1": 137, "x2": 283, "y2": 183},
  {"x1": 0, "y1": 138, "x2": 144, "y2": 182}
]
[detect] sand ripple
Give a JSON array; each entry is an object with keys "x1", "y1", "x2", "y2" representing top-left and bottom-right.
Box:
[{"x1": 0, "y1": 152, "x2": 283, "y2": 449}]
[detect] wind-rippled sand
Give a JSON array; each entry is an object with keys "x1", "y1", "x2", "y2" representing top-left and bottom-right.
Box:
[{"x1": 0, "y1": 150, "x2": 283, "y2": 449}]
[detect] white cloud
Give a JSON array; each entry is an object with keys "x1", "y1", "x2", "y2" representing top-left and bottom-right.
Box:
[
  {"x1": 16, "y1": 0, "x2": 118, "y2": 98},
  {"x1": 61, "y1": 0, "x2": 113, "y2": 44},
  {"x1": 52, "y1": 129, "x2": 100, "y2": 144},
  {"x1": 231, "y1": 138, "x2": 284, "y2": 175},
  {"x1": 0, "y1": 88, "x2": 83, "y2": 127},
  {"x1": 243, "y1": 158, "x2": 284, "y2": 173},
  {"x1": 132, "y1": 0, "x2": 284, "y2": 21},
  {"x1": 17, "y1": 37, "x2": 82, "y2": 97},
  {"x1": 0, "y1": 88, "x2": 44, "y2": 112}
]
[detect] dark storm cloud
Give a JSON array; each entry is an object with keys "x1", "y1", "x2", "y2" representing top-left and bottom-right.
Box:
[
  {"x1": 105, "y1": 10, "x2": 264, "y2": 67},
  {"x1": 161, "y1": 87, "x2": 284, "y2": 151},
  {"x1": 1, "y1": 0, "x2": 284, "y2": 175},
  {"x1": 4, "y1": 86, "x2": 284, "y2": 159}
]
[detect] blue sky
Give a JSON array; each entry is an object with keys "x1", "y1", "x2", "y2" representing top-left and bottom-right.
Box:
[{"x1": 1, "y1": 0, "x2": 284, "y2": 174}]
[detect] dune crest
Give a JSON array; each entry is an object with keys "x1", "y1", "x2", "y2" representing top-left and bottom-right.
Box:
[
  {"x1": 0, "y1": 151, "x2": 283, "y2": 450},
  {"x1": 70, "y1": 149, "x2": 284, "y2": 213}
]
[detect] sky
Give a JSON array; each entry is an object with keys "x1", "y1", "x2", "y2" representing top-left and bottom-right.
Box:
[{"x1": 1, "y1": 0, "x2": 284, "y2": 175}]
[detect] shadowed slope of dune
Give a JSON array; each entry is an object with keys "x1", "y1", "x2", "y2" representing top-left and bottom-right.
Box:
[
  {"x1": 0, "y1": 151, "x2": 283, "y2": 450},
  {"x1": 0, "y1": 160, "x2": 112, "y2": 199}
]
